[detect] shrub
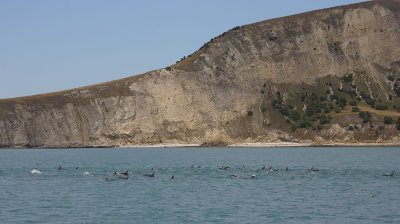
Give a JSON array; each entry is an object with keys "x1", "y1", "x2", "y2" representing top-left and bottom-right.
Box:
[
  {"x1": 364, "y1": 113, "x2": 372, "y2": 123},
  {"x1": 306, "y1": 101, "x2": 323, "y2": 116},
  {"x1": 289, "y1": 110, "x2": 301, "y2": 122},
  {"x1": 349, "y1": 100, "x2": 357, "y2": 106},
  {"x1": 271, "y1": 98, "x2": 283, "y2": 110},
  {"x1": 291, "y1": 124, "x2": 297, "y2": 132},
  {"x1": 397, "y1": 118, "x2": 400, "y2": 130},
  {"x1": 309, "y1": 93, "x2": 318, "y2": 102},
  {"x1": 319, "y1": 115, "x2": 330, "y2": 125},
  {"x1": 343, "y1": 73, "x2": 353, "y2": 83},
  {"x1": 359, "y1": 111, "x2": 372, "y2": 123},
  {"x1": 395, "y1": 86, "x2": 400, "y2": 97},
  {"x1": 280, "y1": 107, "x2": 289, "y2": 116},
  {"x1": 383, "y1": 116, "x2": 393, "y2": 124},
  {"x1": 299, "y1": 116, "x2": 313, "y2": 128},
  {"x1": 375, "y1": 103, "x2": 388, "y2": 110},
  {"x1": 345, "y1": 89, "x2": 357, "y2": 97},
  {"x1": 388, "y1": 74, "x2": 395, "y2": 82},
  {"x1": 247, "y1": 111, "x2": 253, "y2": 117},
  {"x1": 323, "y1": 104, "x2": 333, "y2": 113},
  {"x1": 352, "y1": 107, "x2": 360, "y2": 112},
  {"x1": 232, "y1": 26, "x2": 240, "y2": 31},
  {"x1": 365, "y1": 98, "x2": 375, "y2": 108},
  {"x1": 336, "y1": 97, "x2": 347, "y2": 108},
  {"x1": 360, "y1": 91, "x2": 369, "y2": 99}
]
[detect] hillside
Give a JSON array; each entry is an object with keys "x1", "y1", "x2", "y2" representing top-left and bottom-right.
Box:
[{"x1": 1, "y1": 0, "x2": 400, "y2": 148}]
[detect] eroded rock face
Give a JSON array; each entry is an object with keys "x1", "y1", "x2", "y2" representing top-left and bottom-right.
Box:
[{"x1": 1, "y1": 0, "x2": 400, "y2": 148}]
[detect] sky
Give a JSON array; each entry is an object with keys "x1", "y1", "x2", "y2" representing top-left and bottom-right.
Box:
[{"x1": 0, "y1": 0, "x2": 365, "y2": 99}]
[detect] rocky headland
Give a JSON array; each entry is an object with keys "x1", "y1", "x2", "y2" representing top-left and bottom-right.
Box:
[{"x1": 1, "y1": 0, "x2": 400, "y2": 148}]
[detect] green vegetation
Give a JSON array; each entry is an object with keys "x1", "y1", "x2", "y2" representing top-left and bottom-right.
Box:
[
  {"x1": 394, "y1": 83, "x2": 400, "y2": 97},
  {"x1": 299, "y1": 116, "x2": 313, "y2": 128},
  {"x1": 331, "y1": 95, "x2": 347, "y2": 108},
  {"x1": 359, "y1": 91, "x2": 376, "y2": 108},
  {"x1": 374, "y1": 103, "x2": 388, "y2": 110},
  {"x1": 319, "y1": 115, "x2": 330, "y2": 125},
  {"x1": 343, "y1": 73, "x2": 353, "y2": 83},
  {"x1": 263, "y1": 72, "x2": 400, "y2": 131},
  {"x1": 289, "y1": 110, "x2": 301, "y2": 122},
  {"x1": 387, "y1": 74, "x2": 395, "y2": 82},
  {"x1": 349, "y1": 100, "x2": 357, "y2": 106},
  {"x1": 270, "y1": 88, "x2": 340, "y2": 130},
  {"x1": 384, "y1": 116, "x2": 393, "y2": 124},
  {"x1": 359, "y1": 111, "x2": 372, "y2": 123},
  {"x1": 397, "y1": 118, "x2": 400, "y2": 130}
]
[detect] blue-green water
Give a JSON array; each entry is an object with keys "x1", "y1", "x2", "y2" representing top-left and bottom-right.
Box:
[{"x1": 0, "y1": 147, "x2": 399, "y2": 224}]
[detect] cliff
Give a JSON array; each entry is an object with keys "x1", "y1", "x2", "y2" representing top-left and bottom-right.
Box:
[{"x1": 1, "y1": 0, "x2": 400, "y2": 148}]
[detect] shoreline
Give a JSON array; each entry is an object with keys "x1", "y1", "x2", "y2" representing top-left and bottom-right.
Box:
[{"x1": 2, "y1": 142, "x2": 400, "y2": 149}]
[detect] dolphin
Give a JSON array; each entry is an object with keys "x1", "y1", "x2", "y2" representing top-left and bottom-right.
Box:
[
  {"x1": 308, "y1": 167, "x2": 319, "y2": 172},
  {"x1": 219, "y1": 166, "x2": 231, "y2": 170},
  {"x1": 143, "y1": 173, "x2": 155, "y2": 177},
  {"x1": 114, "y1": 171, "x2": 129, "y2": 179},
  {"x1": 30, "y1": 169, "x2": 42, "y2": 174},
  {"x1": 383, "y1": 171, "x2": 395, "y2": 177}
]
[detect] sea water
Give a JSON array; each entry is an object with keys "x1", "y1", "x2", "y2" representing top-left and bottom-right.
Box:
[{"x1": 0, "y1": 147, "x2": 399, "y2": 224}]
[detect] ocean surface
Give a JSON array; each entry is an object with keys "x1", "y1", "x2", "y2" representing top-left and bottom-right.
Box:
[{"x1": 0, "y1": 147, "x2": 399, "y2": 224}]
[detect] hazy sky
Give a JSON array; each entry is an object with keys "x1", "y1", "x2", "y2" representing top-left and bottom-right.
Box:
[{"x1": 0, "y1": 0, "x2": 364, "y2": 99}]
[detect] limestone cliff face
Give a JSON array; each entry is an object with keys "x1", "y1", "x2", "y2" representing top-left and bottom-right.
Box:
[{"x1": 1, "y1": 0, "x2": 400, "y2": 148}]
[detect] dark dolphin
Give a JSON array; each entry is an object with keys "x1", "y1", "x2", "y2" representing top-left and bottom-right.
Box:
[
  {"x1": 114, "y1": 172, "x2": 129, "y2": 179},
  {"x1": 143, "y1": 173, "x2": 155, "y2": 177},
  {"x1": 219, "y1": 166, "x2": 231, "y2": 170},
  {"x1": 308, "y1": 167, "x2": 319, "y2": 172},
  {"x1": 261, "y1": 165, "x2": 266, "y2": 170},
  {"x1": 383, "y1": 171, "x2": 395, "y2": 177}
]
